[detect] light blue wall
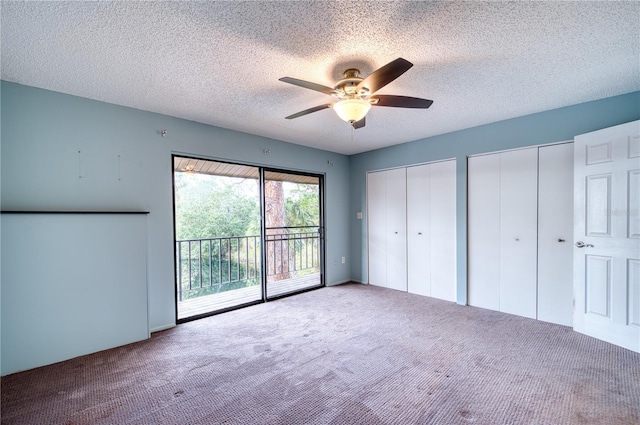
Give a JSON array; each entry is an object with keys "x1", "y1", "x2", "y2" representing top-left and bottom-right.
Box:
[
  {"x1": 0, "y1": 81, "x2": 351, "y2": 332},
  {"x1": 349, "y1": 91, "x2": 640, "y2": 304}
]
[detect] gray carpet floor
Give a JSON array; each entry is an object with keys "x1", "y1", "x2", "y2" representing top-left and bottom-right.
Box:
[{"x1": 1, "y1": 283, "x2": 639, "y2": 424}]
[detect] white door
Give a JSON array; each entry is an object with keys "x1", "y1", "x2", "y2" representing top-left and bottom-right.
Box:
[
  {"x1": 367, "y1": 171, "x2": 387, "y2": 287},
  {"x1": 385, "y1": 167, "x2": 408, "y2": 291},
  {"x1": 573, "y1": 120, "x2": 640, "y2": 352},
  {"x1": 406, "y1": 160, "x2": 456, "y2": 300},
  {"x1": 537, "y1": 143, "x2": 574, "y2": 326},
  {"x1": 407, "y1": 164, "x2": 431, "y2": 296},
  {"x1": 429, "y1": 160, "x2": 457, "y2": 302},
  {"x1": 468, "y1": 149, "x2": 537, "y2": 318},
  {"x1": 499, "y1": 148, "x2": 538, "y2": 319},
  {"x1": 468, "y1": 153, "x2": 501, "y2": 311}
]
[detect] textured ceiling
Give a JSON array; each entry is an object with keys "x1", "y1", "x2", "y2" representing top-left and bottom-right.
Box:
[{"x1": 2, "y1": 1, "x2": 639, "y2": 155}]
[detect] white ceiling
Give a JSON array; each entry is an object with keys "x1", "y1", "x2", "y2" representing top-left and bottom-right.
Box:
[{"x1": 2, "y1": 1, "x2": 639, "y2": 155}]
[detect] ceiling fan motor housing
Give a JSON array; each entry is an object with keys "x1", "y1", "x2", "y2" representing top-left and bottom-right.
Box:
[{"x1": 334, "y1": 69, "x2": 368, "y2": 98}]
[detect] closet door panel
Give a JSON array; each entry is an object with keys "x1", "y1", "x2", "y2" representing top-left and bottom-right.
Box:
[
  {"x1": 407, "y1": 164, "x2": 431, "y2": 296},
  {"x1": 385, "y1": 167, "x2": 408, "y2": 291},
  {"x1": 499, "y1": 148, "x2": 538, "y2": 319},
  {"x1": 468, "y1": 154, "x2": 501, "y2": 311},
  {"x1": 538, "y1": 143, "x2": 574, "y2": 326},
  {"x1": 367, "y1": 171, "x2": 387, "y2": 287},
  {"x1": 430, "y1": 160, "x2": 457, "y2": 302}
]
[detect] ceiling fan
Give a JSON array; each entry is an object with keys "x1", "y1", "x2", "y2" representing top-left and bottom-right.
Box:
[{"x1": 279, "y1": 58, "x2": 433, "y2": 129}]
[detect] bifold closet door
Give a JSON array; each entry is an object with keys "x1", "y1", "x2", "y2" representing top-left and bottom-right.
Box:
[
  {"x1": 537, "y1": 143, "x2": 573, "y2": 326},
  {"x1": 367, "y1": 168, "x2": 407, "y2": 291},
  {"x1": 385, "y1": 168, "x2": 407, "y2": 291},
  {"x1": 429, "y1": 160, "x2": 457, "y2": 301},
  {"x1": 407, "y1": 164, "x2": 431, "y2": 296},
  {"x1": 367, "y1": 171, "x2": 387, "y2": 288},
  {"x1": 407, "y1": 160, "x2": 456, "y2": 301},
  {"x1": 468, "y1": 154, "x2": 501, "y2": 311},
  {"x1": 468, "y1": 148, "x2": 538, "y2": 318},
  {"x1": 498, "y1": 148, "x2": 538, "y2": 319}
]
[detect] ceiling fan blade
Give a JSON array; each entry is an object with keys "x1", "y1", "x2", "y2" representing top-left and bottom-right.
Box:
[
  {"x1": 285, "y1": 104, "x2": 333, "y2": 120},
  {"x1": 356, "y1": 58, "x2": 413, "y2": 94},
  {"x1": 279, "y1": 77, "x2": 337, "y2": 96},
  {"x1": 371, "y1": 95, "x2": 433, "y2": 109},
  {"x1": 351, "y1": 116, "x2": 366, "y2": 129}
]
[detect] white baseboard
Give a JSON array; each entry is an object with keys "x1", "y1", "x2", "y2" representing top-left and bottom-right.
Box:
[
  {"x1": 326, "y1": 280, "x2": 364, "y2": 286},
  {"x1": 150, "y1": 323, "x2": 176, "y2": 333}
]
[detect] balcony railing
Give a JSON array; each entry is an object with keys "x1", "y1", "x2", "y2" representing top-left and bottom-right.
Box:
[
  {"x1": 265, "y1": 226, "x2": 320, "y2": 282},
  {"x1": 176, "y1": 227, "x2": 320, "y2": 301}
]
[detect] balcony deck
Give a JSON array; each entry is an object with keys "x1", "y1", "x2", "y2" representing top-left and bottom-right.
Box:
[{"x1": 178, "y1": 273, "x2": 321, "y2": 319}]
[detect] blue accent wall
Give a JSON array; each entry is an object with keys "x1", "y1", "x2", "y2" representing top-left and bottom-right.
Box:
[{"x1": 349, "y1": 91, "x2": 640, "y2": 304}]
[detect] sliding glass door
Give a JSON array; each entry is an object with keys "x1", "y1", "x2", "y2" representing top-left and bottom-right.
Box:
[
  {"x1": 264, "y1": 170, "x2": 323, "y2": 298},
  {"x1": 173, "y1": 158, "x2": 262, "y2": 320},
  {"x1": 173, "y1": 156, "x2": 324, "y2": 321}
]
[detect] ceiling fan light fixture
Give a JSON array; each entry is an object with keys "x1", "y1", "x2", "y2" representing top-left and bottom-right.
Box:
[{"x1": 333, "y1": 99, "x2": 371, "y2": 123}]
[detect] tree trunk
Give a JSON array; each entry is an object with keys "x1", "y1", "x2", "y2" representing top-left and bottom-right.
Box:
[{"x1": 264, "y1": 180, "x2": 289, "y2": 281}]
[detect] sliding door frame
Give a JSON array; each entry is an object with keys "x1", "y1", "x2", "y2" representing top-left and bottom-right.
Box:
[
  {"x1": 172, "y1": 154, "x2": 325, "y2": 324},
  {"x1": 262, "y1": 166, "x2": 325, "y2": 301}
]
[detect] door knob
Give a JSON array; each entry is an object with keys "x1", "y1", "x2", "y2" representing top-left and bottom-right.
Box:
[
  {"x1": 575, "y1": 241, "x2": 594, "y2": 248},
  {"x1": 558, "y1": 238, "x2": 565, "y2": 243}
]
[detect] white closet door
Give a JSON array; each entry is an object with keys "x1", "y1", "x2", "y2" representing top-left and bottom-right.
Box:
[
  {"x1": 407, "y1": 164, "x2": 432, "y2": 296},
  {"x1": 468, "y1": 154, "x2": 501, "y2": 311},
  {"x1": 499, "y1": 148, "x2": 539, "y2": 319},
  {"x1": 386, "y1": 167, "x2": 408, "y2": 291},
  {"x1": 367, "y1": 171, "x2": 387, "y2": 287},
  {"x1": 538, "y1": 143, "x2": 574, "y2": 326},
  {"x1": 430, "y1": 160, "x2": 457, "y2": 302}
]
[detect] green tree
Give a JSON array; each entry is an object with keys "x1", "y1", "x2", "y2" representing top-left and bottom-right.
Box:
[
  {"x1": 174, "y1": 172, "x2": 261, "y2": 298},
  {"x1": 175, "y1": 173, "x2": 260, "y2": 239},
  {"x1": 285, "y1": 183, "x2": 319, "y2": 227}
]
